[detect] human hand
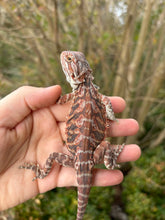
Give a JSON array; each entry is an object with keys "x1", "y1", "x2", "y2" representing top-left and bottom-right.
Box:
[{"x1": 0, "y1": 85, "x2": 140, "y2": 211}]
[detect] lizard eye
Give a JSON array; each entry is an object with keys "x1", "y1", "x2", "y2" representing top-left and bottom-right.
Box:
[{"x1": 66, "y1": 56, "x2": 72, "y2": 62}]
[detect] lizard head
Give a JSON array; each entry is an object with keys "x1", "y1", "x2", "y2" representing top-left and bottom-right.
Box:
[{"x1": 60, "y1": 51, "x2": 93, "y2": 90}]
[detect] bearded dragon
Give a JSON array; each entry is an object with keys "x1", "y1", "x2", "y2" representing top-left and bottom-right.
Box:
[{"x1": 19, "y1": 51, "x2": 124, "y2": 220}]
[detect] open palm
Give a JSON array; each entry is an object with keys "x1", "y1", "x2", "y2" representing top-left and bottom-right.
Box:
[{"x1": 0, "y1": 85, "x2": 140, "y2": 211}]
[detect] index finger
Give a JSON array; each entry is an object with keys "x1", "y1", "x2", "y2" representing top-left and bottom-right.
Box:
[{"x1": 109, "y1": 96, "x2": 126, "y2": 113}]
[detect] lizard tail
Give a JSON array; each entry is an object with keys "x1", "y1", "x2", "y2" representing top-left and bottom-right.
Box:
[
  {"x1": 75, "y1": 154, "x2": 94, "y2": 220},
  {"x1": 76, "y1": 185, "x2": 91, "y2": 220}
]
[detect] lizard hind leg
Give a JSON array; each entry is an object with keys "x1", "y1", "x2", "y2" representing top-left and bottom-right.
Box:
[
  {"x1": 94, "y1": 141, "x2": 125, "y2": 169},
  {"x1": 19, "y1": 152, "x2": 74, "y2": 181}
]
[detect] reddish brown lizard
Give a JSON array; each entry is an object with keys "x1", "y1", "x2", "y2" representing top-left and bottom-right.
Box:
[{"x1": 19, "y1": 51, "x2": 125, "y2": 220}]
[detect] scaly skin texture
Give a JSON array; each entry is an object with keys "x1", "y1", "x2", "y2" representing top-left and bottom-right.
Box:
[{"x1": 19, "y1": 51, "x2": 125, "y2": 220}]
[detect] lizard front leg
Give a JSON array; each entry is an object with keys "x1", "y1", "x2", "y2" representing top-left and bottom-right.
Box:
[
  {"x1": 19, "y1": 152, "x2": 74, "y2": 181},
  {"x1": 57, "y1": 93, "x2": 74, "y2": 104},
  {"x1": 100, "y1": 94, "x2": 117, "y2": 122},
  {"x1": 94, "y1": 141, "x2": 125, "y2": 169}
]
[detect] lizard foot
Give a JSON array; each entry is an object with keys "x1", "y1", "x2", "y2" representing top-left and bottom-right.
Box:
[
  {"x1": 104, "y1": 143, "x2": 125, "y2": 169},
  {"x1": 19, "y1": 162, "x2": 47, "y2": 181}
]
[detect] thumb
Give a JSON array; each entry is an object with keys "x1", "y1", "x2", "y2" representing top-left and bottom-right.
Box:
[{"x1": 0, "y1": 85, "x2": 61, "y2": 128}]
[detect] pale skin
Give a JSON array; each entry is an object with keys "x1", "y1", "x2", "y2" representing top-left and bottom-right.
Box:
[{"x1": 0, "y1": 85, "x2": 141, "y2": 211}]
